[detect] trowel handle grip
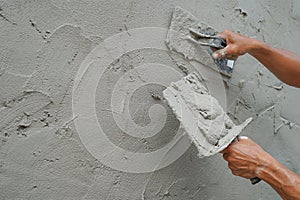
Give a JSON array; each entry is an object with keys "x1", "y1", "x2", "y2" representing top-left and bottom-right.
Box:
[
  {"x1": 250, "y1": 177, "x2": 261, "y2": 185},
  {"x1": 212, "y1": 38, "x2": 227, "y2": 49},
  {"x1": 233, "y1": 137, "x2": 262, "y2": 185}
]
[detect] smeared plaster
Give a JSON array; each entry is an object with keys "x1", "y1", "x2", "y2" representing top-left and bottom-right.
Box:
[{"x1": 164, "y1": 73, "x2": 252, "y2": 156}]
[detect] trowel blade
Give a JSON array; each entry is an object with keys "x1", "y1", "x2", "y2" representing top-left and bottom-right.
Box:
[{"x1": 163, "y1": 72, "x2": 252, "y2": 157}]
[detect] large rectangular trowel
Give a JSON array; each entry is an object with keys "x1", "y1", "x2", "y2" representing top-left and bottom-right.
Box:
[
  {"x1": 163, "y1": 72, "x2": 251, "y2": 157},
  {"x1": 163, "y1": 73, "x2": 261, "y2": 184}
]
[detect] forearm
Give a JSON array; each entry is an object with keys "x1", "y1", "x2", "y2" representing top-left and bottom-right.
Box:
[
  {"x1": 247, "y1": 39, "x2": 300, "y2": 87},
  {"x1": 258, "y1": 155, "x2": 300, "y2": 200}
]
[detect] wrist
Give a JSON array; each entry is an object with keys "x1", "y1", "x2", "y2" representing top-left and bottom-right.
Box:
[
  {"x1": 247, "y1": 38, "x2": 271, "y2": 56},
  {"x1": 255, "y1": 152, "x2": 274, "y2": 178},
  {"x1": 255, "y1": 154, "x2": 300, "y2": 199},
  {"x1": 256, "y1": 154, "x2": 284, "y2": 186}
]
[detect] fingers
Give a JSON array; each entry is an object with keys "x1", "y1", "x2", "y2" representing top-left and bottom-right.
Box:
[
  {"x1": 212, "y1": 48, "x2": 228, "y2": 59},
  {"x1": 216, "y1": 33, "x2": 226, "y2": 39},
  {"x1": 222, "y1": 152, "x2": 229, "y2": 160},
  {"x1": 228, "y1": 55, "x2": 238, "y2": 60},
  {"x1": 212, "y1": 46, "x2": 239, "y2": 60},
  {"x1": 213, "y1": 30, "x2": 232, "y2": 59},
  {"x1": 220, "y1": 136, "x2": 261, "y2": 179},
  {"x1": 229, "y1": 162, "x2": 255, "y2": 178},
  {"x1": 220, "y1": 135, "x2": 249, "y2": 155},
  {"x1": 220, "y1": 149, "x2": 227, "y2": 154},
  {"x1": 214, "y1": 29, "x2": 247, "y2": 59},
  {"x1": 231, "y1": 169, "x2": 254, "y2": 179},
  {"x1": 226, "y1": 154, "x2": 256, "y2": 179},
  {"x1": 216, "y1": 29, "x2": 231, "y2": 40}
]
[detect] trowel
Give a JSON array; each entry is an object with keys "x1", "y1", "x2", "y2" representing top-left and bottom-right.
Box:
[
  {"x1": 165, "y1": 6, "x2": 235, "y2": 77},
  {"x1": 188, "y1": 28, "x2": 235, "y2": 77},
  {"x1": 163, "y1": 73, "x2": 261, "y2": 185}
]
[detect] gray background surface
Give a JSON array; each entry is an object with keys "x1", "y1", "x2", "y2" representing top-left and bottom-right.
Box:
[{"x1": 0, "y1": 0, "x2": 300, "y2": 199}]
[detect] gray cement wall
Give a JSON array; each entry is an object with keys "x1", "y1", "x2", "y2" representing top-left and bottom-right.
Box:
[{"x1": 0, "y1": 0, "x2": 299, "y2": 199}]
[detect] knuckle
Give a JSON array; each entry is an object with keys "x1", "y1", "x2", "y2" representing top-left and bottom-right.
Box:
[
  {"x1": 228, "y1": 163, "x2": 235, "y2": 169},
  {"x1": 231, "y1": 46, "x2": 239, "y2": 54},
  {"x1": 225, "y1": 49, "x2": 234, "y2": 56},
  {"x1": 223, "y1": 29, "x2": 230, "y2": 34},
  {"x1": 226, "y1": 144, "x2": 234, "y2": 150},
  {"x1": 232, "y1": 170, "x2": 239, "y2": 176},
  {"x1": 227, "y1": 156, "x2": 235, "y2": 163}
]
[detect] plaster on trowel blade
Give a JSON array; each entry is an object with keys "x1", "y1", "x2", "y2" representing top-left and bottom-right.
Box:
[{"x1": 163, "y1": 72, "x2": 252, "y2": 157}]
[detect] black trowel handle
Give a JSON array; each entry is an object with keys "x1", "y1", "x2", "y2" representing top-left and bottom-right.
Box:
[
  {"x1": 233, "y1": 137, "x2": 262, "y2": 185},
  {"x1": 211, "y1": 38, "x2": 227, "y2": 49}
]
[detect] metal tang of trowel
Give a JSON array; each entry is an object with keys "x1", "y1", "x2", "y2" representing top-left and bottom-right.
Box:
[
  {"x1": 187, "y1": 28, "x2": 227, "y2": 49},
  {"x1": 165, "y1": 6, "x2": 236, "y2": 77}
]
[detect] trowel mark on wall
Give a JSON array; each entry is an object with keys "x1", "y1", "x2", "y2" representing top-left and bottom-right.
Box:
[
  {"x1": 29, "y1": 19, "x2": 51, "y2": 40},
  {"x1": 265, "y1": 82, "x2": 283, "y2": 90},
  {"x1": 257, "y1": 104, "x2": 275, "y2": 118},
  {"x1": 168, "y1": 52, "x2": 190, "y2": 75},
  {"x1": 0, "y1": 6, "x2": 16, "y2": 25},
  {"x1": 24, "y1": 24, "x2": 93, "y2": 105},
  {"x1": 151, "y1": 92, "x2": 162, "y2": 101},
  {"x1": 0, "y1": 91, "x2": 52, "y2": 130},
  {"x1": 234, "y1": 7, "x2": 248, "y2": 17},
  {"x1": 274, "y1": 115, "x2": 300, "y2": 135}
]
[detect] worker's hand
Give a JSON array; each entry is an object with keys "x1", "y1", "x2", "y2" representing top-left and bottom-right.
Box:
[
  {"x1": 212, "y1": 30, "x2": 255, "y2": 60},
  {"x1": 221, "y1": 136, "x2": 272, "y2": 179}
]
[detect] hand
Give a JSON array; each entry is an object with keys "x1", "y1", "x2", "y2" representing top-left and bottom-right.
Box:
[
  {"x1": 221, "y1": 137, "x2": 272, "y2": 179},
  {"x1": 212, "y1": 30, "x2": 256, "y2": 60}
]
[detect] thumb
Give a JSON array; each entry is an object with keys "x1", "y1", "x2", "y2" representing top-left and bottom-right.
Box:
[{"x1": 212, "y1": 47, "x2": 228, "y2": 59}]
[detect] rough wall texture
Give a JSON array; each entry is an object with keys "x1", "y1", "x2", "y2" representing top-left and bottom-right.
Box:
[{"x1": 0, "y1": 0, "x2": 299, "y2": 199}]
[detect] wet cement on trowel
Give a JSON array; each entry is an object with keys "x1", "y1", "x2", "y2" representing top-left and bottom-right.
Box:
[
  {"x1": 163, "y1": 73, "x2": 252, "y2": 157},
  {"x1": 1, "y1": 0, "x2": 300, "y2": 200}
]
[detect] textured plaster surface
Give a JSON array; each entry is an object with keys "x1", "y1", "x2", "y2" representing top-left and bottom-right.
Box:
[{"x1": 0, "y1": 0, "x2": 300, "y2": 199}]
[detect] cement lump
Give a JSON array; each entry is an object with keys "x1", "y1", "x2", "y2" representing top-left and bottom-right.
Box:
[{"x1": 163, "y1": 73, "x2": 252, "y2": 157}]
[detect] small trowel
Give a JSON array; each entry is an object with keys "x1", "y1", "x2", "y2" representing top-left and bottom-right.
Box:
[
  {"x1": 165, "y1": 6, "x2": 235, "y2": 77},
  {"x1": 187, "y1": 28, "x2": 235, "y2": 77}
]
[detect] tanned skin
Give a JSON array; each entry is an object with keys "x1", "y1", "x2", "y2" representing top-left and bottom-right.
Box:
[
  {"x1": 213, "y1": 30, "x2": 300, "y2": 87},
  {"x1": 214, "y1": 30, "x2": 300, "y2": 200}
]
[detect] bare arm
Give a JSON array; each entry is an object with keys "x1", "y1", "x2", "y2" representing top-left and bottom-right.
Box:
[
  {"x1": 216, "y1": 30, "x2": 300, "y2": 199},
  {"x1": 213, "y1": 30, "x2": 300, "y2": 87},
  {"x1": 222, "y1": 137, "x2": 300, "y2": 200}
]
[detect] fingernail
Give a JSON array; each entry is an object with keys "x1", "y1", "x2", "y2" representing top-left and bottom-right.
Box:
[
  {"x1": 212, "y1": 53, "x2": 218, "y2": 59},
  {"x1": 239, "y1": 136, "x2": 249, "y2": 140}
]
